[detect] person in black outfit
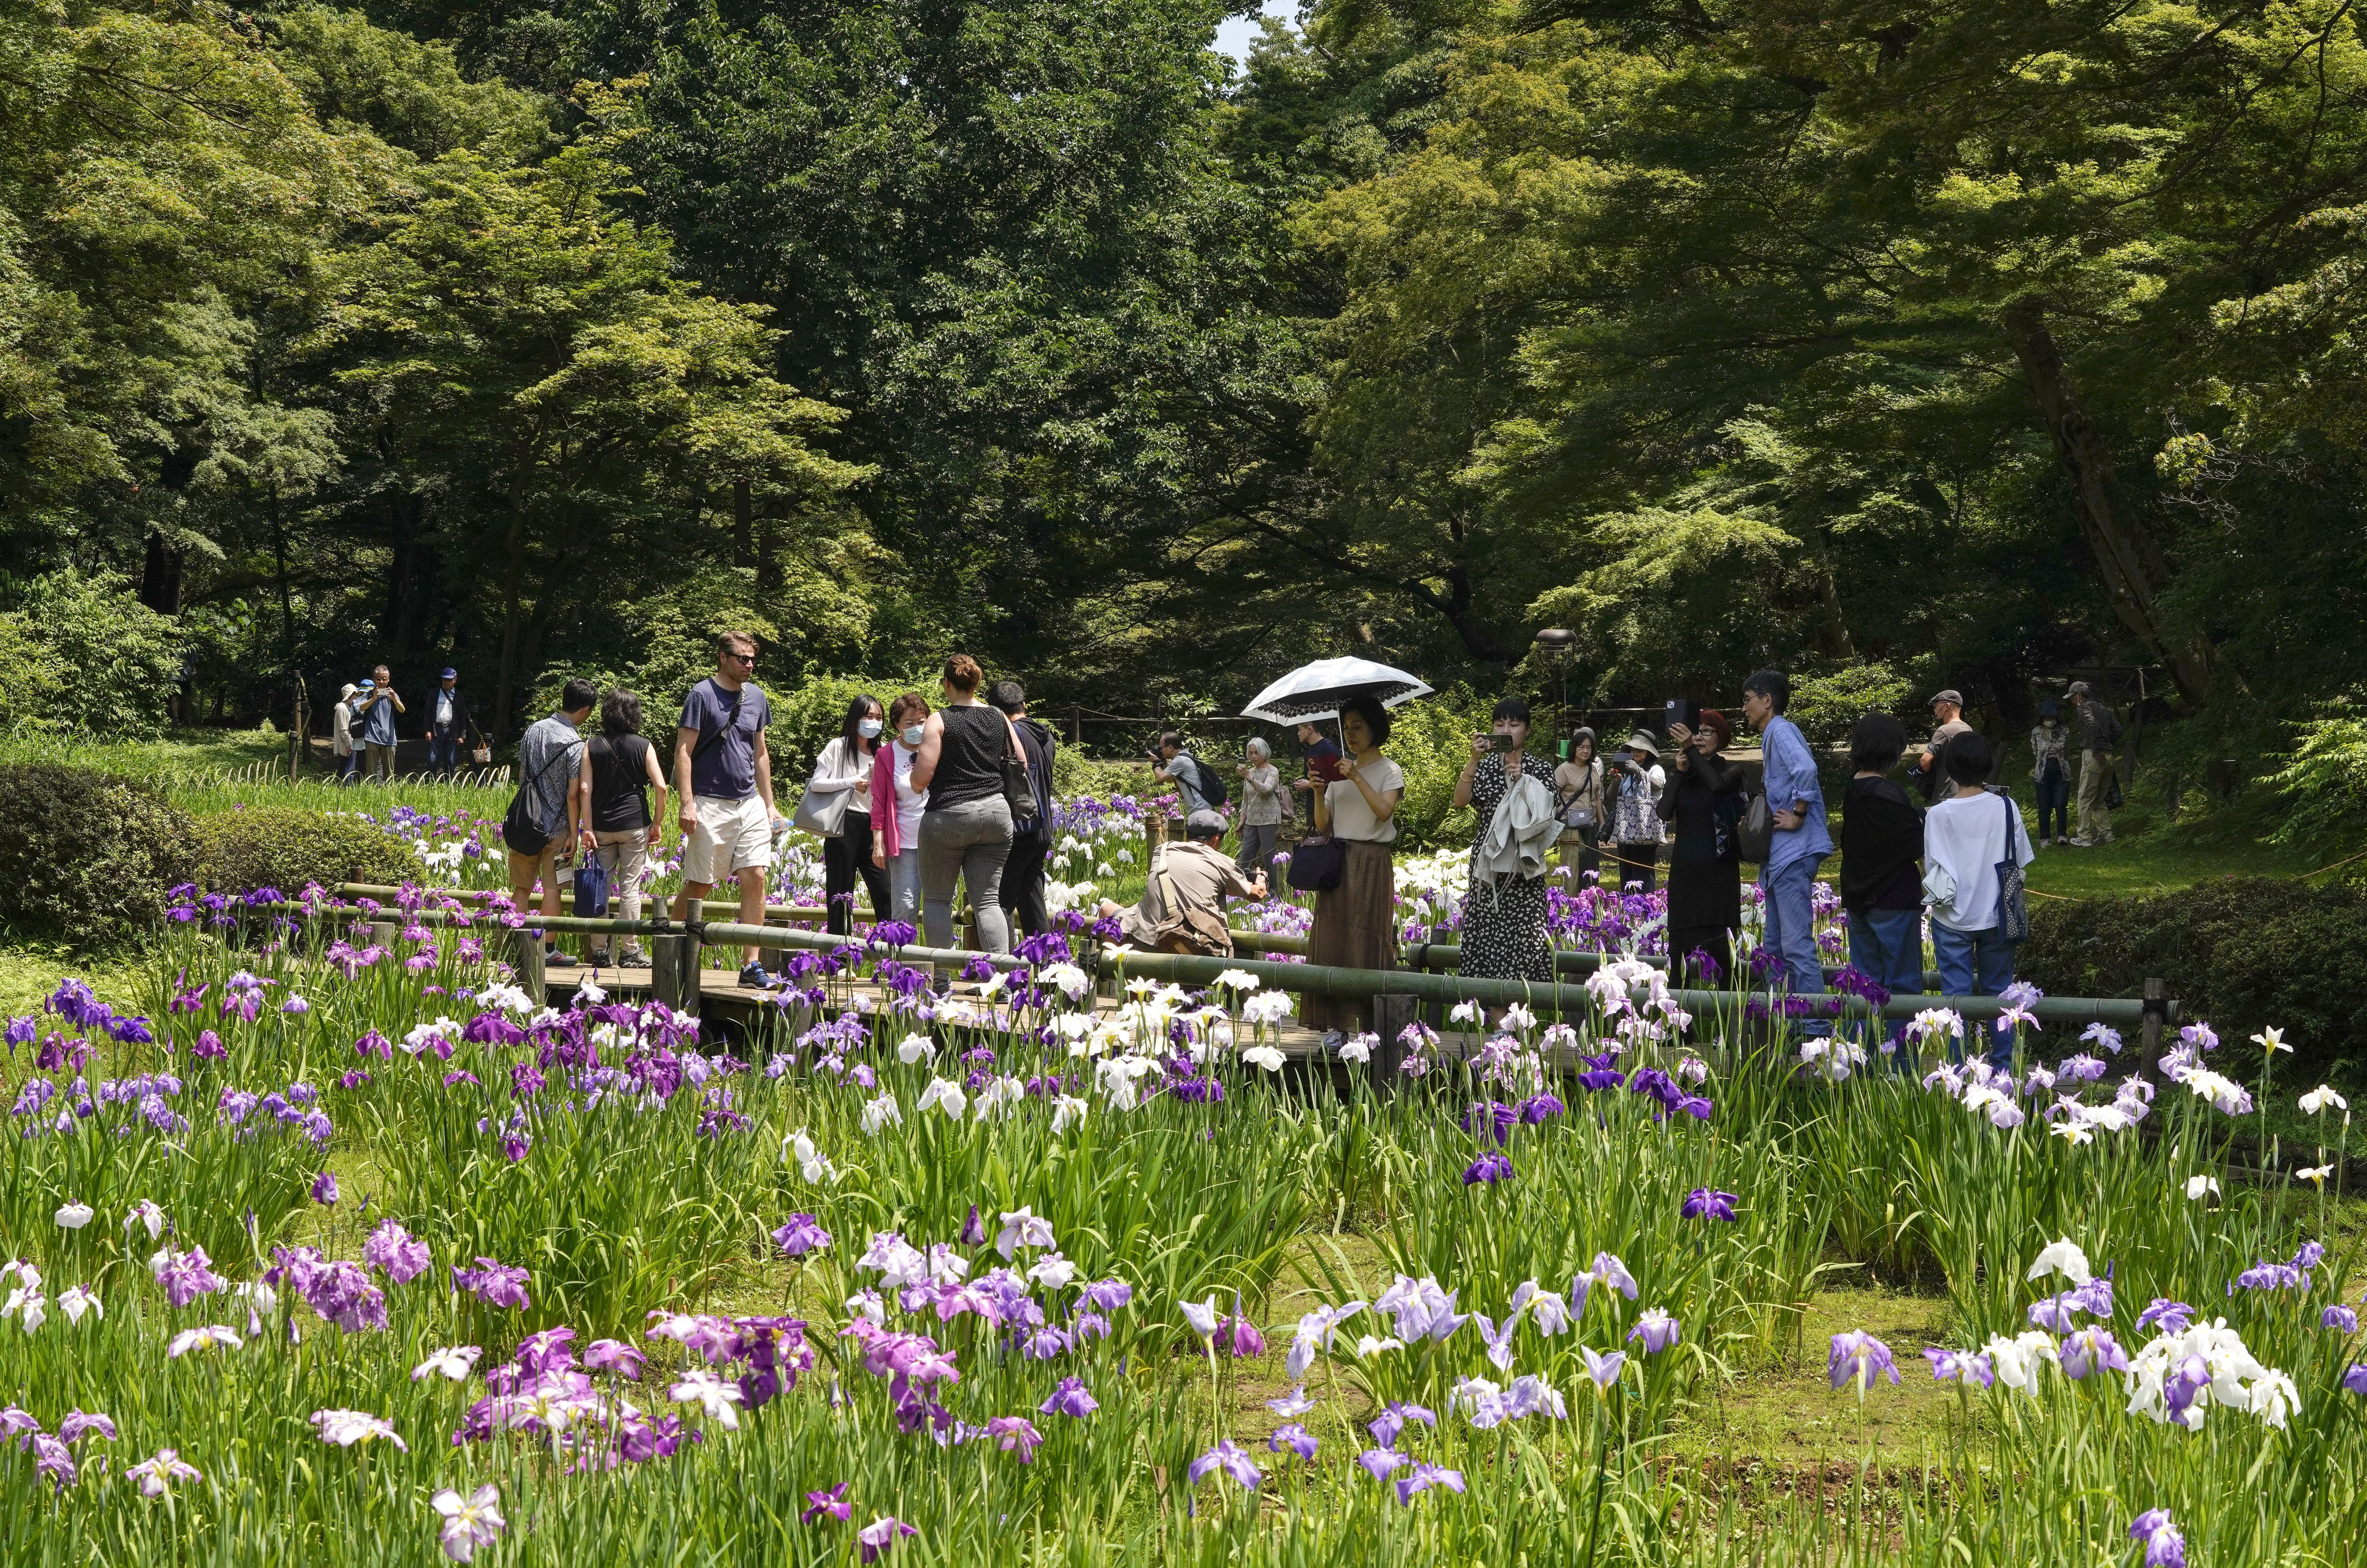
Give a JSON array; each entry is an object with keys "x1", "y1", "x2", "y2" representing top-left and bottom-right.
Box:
[
  {"x1": 1837, "y1": 712, "x2": 1926, "y2": 1017},
  {"x1": 574, "y1": 689, "x2": 669, "y2": 968},
  {"x1": 988, "y1": 679, "x2": 1058, "y2": 939},
  {"x1": 813, "y1": 695, "x2": 895, "y2": 936},
  {"x1": 1658, "y1": 708, "x2": 1745, "y2": 987}
]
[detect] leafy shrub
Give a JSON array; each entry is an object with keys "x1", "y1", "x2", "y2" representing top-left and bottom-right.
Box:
[
  {"x1": 0, "y1": 570, "x2": 188, "y2": 737},
  {"x1": 0, "y1": 764, "x2": 198, "y2": 947},
  {"x1": 2268, "y1": 694, "x2": 2367, "y2": 850},
  {"x1": 194, "y1": 807, "x2": 419, "y2": 895},
  {"x1": 2019, "y1": 876, "x2": 2367, "y2": 1084},
  {"x1": 1789, "y1": 661, "x2": 1913, "y2": 748},
  {"x1": 1387, "y1": 688, "x2": 1492, "y2": 850}
]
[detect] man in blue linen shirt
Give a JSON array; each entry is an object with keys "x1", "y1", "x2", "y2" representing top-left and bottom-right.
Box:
[{"x1": 1742, "y1": 670, "x2": 1832, "y2": 1032}]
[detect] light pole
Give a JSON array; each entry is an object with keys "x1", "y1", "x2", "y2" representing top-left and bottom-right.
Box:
[{"x1": 1533, "y1": 627, "x2": 1575, "y2": 755}]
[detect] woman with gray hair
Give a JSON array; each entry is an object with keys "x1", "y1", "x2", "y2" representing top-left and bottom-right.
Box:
[{"x1": 1235, "y1": 737, "x2": 1285, "y2": 887}]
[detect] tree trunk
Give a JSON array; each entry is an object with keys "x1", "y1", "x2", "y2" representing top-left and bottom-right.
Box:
[
  {"x1": 491, "y1": 455, "x2": 536, "y2": 742},
  {"x1": 139, "y1": 533, "x2": 183, "y2": 615},
  {"x1": 2004, "y1": 302, "x2": 2211, "y2": 705},
  {"x1": 269, "y1": 482, "x2": 296, "y2": 669},
  {"x1": 733, "y1": 478, "x2": 755, "y2": 570}
]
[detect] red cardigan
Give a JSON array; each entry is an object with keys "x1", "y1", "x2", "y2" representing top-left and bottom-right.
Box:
[{"x1": 870, "y1": 743, "x2": 918, "y2": 857}]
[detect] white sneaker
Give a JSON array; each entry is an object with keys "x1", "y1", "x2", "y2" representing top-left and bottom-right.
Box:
[{"x1": 2069, "y1": 836, "x2": 2095, "y2": 848}]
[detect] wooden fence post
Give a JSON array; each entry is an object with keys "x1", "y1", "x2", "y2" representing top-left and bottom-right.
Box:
[
  {"x1": 2138, "y1": 975, "x2": 2168, "y2": 1090},
  {"x1": 1370, "y1": 994, "x2": 1414, "y2": 1095},
  {"x1": 510, "y1": 926, "x2": 545, "y2": 1000},
  {"x1": 652, "y1": 932, "x2": 702, "y2": 1016}
]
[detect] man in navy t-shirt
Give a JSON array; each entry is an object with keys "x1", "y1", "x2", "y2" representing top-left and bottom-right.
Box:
[{"x1": 668, "y1": 631, "x2": 785, "y2": 987}]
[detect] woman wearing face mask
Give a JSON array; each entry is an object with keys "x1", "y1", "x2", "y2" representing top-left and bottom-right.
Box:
[
  {"x1": 869, "y1": 692, "x2": 932, "y2": 924},
  {"x1": 1452, "y1": 697, "x2": 1559, "y2": 982},
  {"x1": 813, "y1": 694, "x2": 893, "y2": 935}
]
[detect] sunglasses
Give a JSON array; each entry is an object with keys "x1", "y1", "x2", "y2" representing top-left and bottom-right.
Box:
[{"x1": 725, "y1": 650, "x2": 756, "y2": 664}]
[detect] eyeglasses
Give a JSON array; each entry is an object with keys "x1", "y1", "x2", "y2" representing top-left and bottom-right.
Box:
[{"x1": 725, "y1": 651, "x2": 756, "y2": 664}]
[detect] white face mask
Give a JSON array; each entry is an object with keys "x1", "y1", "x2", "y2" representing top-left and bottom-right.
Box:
[
  {"x1": 902, "y1": 725, "x2": 926, "y2": 748},
  {"x1": 858, "y1": 718, "x2": 884, "y2": 740}
]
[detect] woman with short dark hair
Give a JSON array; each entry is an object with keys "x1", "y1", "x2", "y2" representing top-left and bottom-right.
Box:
[
  {"x1": 576, "y1": 688, "x2": 668, "y2": 968},
  {"x1": 1306, "y1": 693, "x2": 1404, "y2": 1036},
  {"x1": 1659, "y1": 708, "x2": 1744, "y2": 986},
  {"x1": 1839, "y1": 711, "x2": 1925, "y2": 1010},
  {"x1": 812, "y1": 693, "x2": 893, "y2": 935},
  {"x1": 1453, "y1": 697, "x2": 1558, "y2": 982}
]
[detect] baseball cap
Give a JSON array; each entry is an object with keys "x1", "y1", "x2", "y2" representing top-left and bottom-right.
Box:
[
  {"x1": 2067, "y1": 680, "x2": 2092, "y2": 697},
  {"x1": 358, "y1": 679, "x2": 375, "y2": 690},
  {"x1": 440, "y1": 667, "x2": 458, "y2": 679},
  {"x1": 1931, "y1": 689, "x2": 1963, "y2": 707},
  {"x1": 1185, "y1": 809, "x2": 1228, "y2": 838}
]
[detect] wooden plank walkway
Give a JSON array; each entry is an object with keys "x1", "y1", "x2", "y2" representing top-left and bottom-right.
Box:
[{"x1": 541, "y1": 962, "x2": 1444, "y2": 1064}]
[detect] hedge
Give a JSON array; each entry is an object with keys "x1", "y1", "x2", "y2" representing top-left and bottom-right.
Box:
[
  {"x1": 2019, "y1": 876, "x2": 2367, "y2": 1085},
  {"x1": 0, "y1": 763, "x2": 199, "y2": 947}
]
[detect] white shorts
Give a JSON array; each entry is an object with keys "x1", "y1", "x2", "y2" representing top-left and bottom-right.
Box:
[{"x1": 683, "y1": 793, "x2": 774, "y2": 885}]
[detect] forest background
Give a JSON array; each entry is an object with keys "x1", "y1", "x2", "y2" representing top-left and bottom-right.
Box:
[{"x1": 10, "y1": 0, "x2": 2367, "y2": 796}]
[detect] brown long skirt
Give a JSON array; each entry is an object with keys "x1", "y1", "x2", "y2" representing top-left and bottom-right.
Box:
[{"x1": 1304, "y1": 839, "x2": 1398, "y2": 1035}]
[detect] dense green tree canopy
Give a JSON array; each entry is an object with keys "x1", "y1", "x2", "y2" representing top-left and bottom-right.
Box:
[{"x1": 5, "y1": 0, "x2": 2367, "y2": 752}]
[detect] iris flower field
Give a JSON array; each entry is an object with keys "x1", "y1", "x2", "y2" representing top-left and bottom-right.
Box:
[{"x1": 0, "y1": 801, "x2": 2361, "y2": 1566}]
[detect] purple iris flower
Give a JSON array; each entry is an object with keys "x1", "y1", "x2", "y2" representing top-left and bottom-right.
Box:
[
  {"x1": 451, "y1": 1257, "x2": 530, "y2": 1310},
  {"x1": 1187, "y1": 1438, "x2": 1262, "y2": 1491},
  {"x1": 985, "y1": 1415, "x2": 1044, "y2": 1462},
  {"x1": 155, "y1": 1246, "x2": 227, "y2": 1307},
  {"x1": 1462, "y1": 1152, "x2": 1513, "y2": 1185},
  {"x1": 1921, "y1": 1348, "x2": 1994, "y2": 1389},
  {"x1": 2129, "y1": 1509, "x2": 2187, "y2": 1568},
  {"x1": 363, "y1": 1220, "x2": 431, "y2": 1284},
  {"x1": 1681, "y1": 1188, "x2": 1738, "y2": 1222},
  {"x1": 1518, "y1": 1093, "x2": 1565, "y2": 1123},
  {"x1": 1038, "y1": 1376, "x2": 1099, "y2": 1418},
  {"x1": 960, "y1": 1206, "x2": 986, "y2": 1246},
  {"x1": 2058, "y1": 1326, "x2": 2129, "y2": 1380},
  {"x1": 773, "y1": 1215, "x2": 832, "y2": 1258},
  {"x1": 800, "y1": 1482, "x2": 852, "y2": 1524},
  {"x1": 311, "y1": 1171, "x2": 339, "y2": 1206},
  {"x1": 1626, "y1": 1309, "x2": 1679, "y2": 1354},
  {"x1": 1828, "y1": 1331, "x2": 1899, "y2": 1390},
  {"x1": 1268, "y1": 1423, "x2": 1318, "y2": 1459},
  {"x1": 2324, "y1": 1305, "x2": 2361, "y2": 1333},
  {"x1": 1396, "y1": 1462, "x2": 1466, "y2": 1506},
  {"x1": 1356, "y1": 1447, "x2": 1408, "y2": 1481},
  {"x1": 2343, "y1": 1364, "x2": 2367, "y2": 1395},
  {"x1": 2136, "y1": 1298, "x2": 2195, "y2": 1335},
  {"x1": 1367, "y1": 1401, "x2": 1436, "y2": 1448},
  {"x1": 585, "y1": 1339, "x2": 647, "y2": 1378},
  {"x1": 856, "y1": 1515, "x2": 917, "y2": 1562}
]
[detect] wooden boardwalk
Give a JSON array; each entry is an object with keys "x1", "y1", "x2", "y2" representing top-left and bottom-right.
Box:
[{"x1": 540, "y1": 961, "x2": 1445, "y2": 1065}]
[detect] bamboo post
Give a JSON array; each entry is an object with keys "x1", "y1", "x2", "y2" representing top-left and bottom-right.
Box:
[
  {"x1": 1370, "y1": 994, "x2": 1414, "y2": 1095},
  {"x1": 2139, "y1": 975, "x2": 2168, "y2": 1090},
  {"x1": 510, "y1": 926, "x2": 544, "y2": 998}
]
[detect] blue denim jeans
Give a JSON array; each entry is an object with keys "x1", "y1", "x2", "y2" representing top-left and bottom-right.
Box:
[
  {"x1": 1761, "y1": 856, "x2": 1830, "y2": 1035},
  {"x1": 1932, "y1": 921, "x2": 2016, "y2": 1069},
  {"x1": 1846, "y1": 908, "x2": 1923, "y2": 1051},
  {"x1": 428, "y1": 734, "x2": 461, "y2": 776}
]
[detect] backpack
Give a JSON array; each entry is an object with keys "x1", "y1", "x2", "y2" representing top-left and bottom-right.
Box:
[{"x1": 1190, "y1": 756, "x2": 1229, "y2": 809}]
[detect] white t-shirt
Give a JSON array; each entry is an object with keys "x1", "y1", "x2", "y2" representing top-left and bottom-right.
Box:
[
  {"x1": 891, "y1": 741, "x2": 927, "y2": 843},
  {"x1": 1323, "y1": 757, "x2": 1405, "y2": 844},
  {"x1": 1924, "y1": 788, "x2": 2036, "y2": 931}
]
